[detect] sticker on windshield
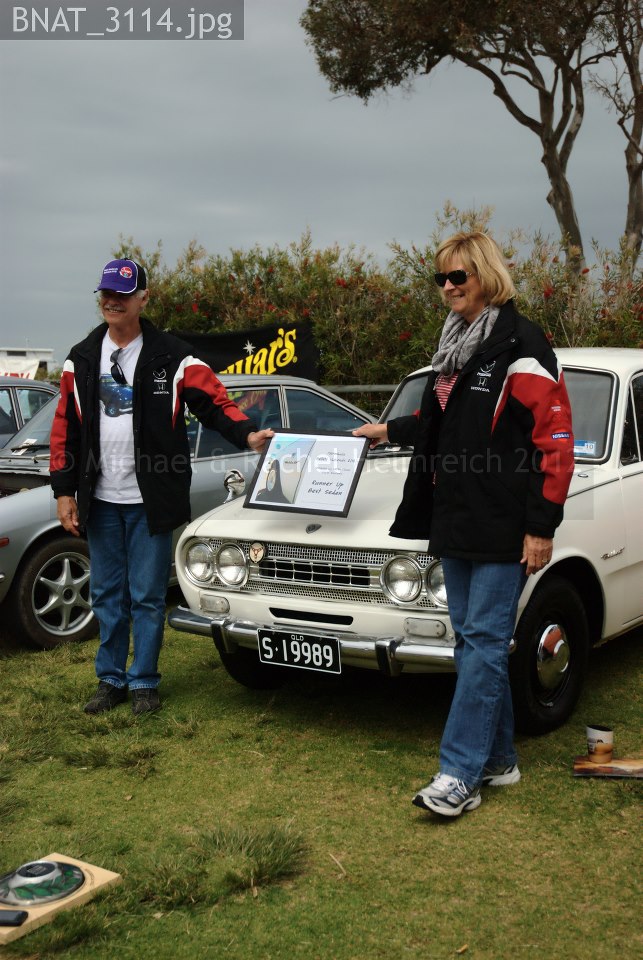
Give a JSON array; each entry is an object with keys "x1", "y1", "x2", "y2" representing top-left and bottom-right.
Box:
[{"x1": 574, "y1": 439, "x2": 597, "y2": 456}]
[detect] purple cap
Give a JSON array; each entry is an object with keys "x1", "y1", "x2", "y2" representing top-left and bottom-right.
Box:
[{"x1": 95, "y1": 259, "x2": 147, "y2": 294}]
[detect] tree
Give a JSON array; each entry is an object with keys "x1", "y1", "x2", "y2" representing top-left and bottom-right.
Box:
[
  {"x1": 590, "y1": 0, "x2": 643, "y2": 261},
  {"x1": 301, "y1": 0, "x2": 616, "y2": 264}
]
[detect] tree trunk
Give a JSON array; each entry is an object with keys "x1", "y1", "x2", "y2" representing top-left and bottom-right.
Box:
[
  {"x1": 540, "y1": 148, "x2": 585, "y2": 267},
  {"x1": 623, "y1": 137, "x2": 643, "y2": 262}
]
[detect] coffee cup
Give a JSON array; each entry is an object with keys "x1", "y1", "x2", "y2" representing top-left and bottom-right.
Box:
[{"x1": 586, "y1": 724, "x2": 613, "y2": 764}]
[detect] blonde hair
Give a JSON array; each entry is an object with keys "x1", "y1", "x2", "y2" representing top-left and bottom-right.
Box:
[{"x1": 435, "y1": 231, "x2": 515, "y2": 305}]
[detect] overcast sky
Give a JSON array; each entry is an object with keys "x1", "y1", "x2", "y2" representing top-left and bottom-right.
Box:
[{"x1": 0, "y1": 0, "x2": 628, "y2": 366}]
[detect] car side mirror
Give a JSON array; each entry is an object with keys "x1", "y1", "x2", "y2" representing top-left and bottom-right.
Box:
[{"x1": 224, "y1": 469, "x2": 246, "y2": 501}]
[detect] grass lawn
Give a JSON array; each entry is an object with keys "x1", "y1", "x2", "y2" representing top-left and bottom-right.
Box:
[{"x1": 0, "y1": 620, "x2": 641, "y2": 960}]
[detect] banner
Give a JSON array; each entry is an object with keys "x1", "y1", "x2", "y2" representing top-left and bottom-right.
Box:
[
  {"x1": 0, "y1": 357, "x2": 39, "y2": 378},
  {"x1": 177, "y1": 322, "x2": 319, "y2": 380}
]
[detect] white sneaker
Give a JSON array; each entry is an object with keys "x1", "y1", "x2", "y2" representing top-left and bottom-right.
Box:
[
  {"x1": 413, "y1": 775, "x2": 481, "y2": 817},
  {"x1": 481, "y1": 764, "x2": 521, "y2": 787}
]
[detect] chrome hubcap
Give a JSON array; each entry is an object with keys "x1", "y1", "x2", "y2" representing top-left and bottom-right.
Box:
[{"x1": 536, "y1": 622, "x2": 570, "y2": 692}]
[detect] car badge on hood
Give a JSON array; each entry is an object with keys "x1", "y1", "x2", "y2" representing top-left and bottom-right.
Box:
[
  {"x1": 306, "y1": 524, "x2": 322, "y2": 534},
  {"x1": 249, "y1": 542, "x2": 266, "y2": 563}
]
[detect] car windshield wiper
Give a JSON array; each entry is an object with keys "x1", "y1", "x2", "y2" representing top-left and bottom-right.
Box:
[{"x1": 8, "y1": 442, "x2": 51, "y2": 452}]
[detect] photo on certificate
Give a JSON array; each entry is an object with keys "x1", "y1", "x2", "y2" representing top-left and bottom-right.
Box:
[{"x1": 245, "y1": 430, "x2": 370, "y2": 517}]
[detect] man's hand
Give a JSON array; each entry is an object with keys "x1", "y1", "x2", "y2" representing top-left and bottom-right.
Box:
[
  {"x1": 57, "y1": 495, "x2": 80, "y2": 537},
  {"x1": 352, "y1": 423, "x2": 389, "y2": 447},
  {"x1": 521, "y1": 534, "x2": 553, "y2": 576},
  {"x1": 247, "y1": 429, "x2": 275, "y2": 453}
]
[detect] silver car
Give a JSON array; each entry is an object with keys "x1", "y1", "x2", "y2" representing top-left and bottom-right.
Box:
[
  {"x1": 0, "y1": 376, "x2": 373, "y2": 650},
  {"x1": 0, "y1": 376, "x2": 57, "y2": 447}
]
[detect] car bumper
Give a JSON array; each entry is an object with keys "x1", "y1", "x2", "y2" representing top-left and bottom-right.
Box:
[{"x1": 167, "y1": 605, "x2": 455, "y2": 677}]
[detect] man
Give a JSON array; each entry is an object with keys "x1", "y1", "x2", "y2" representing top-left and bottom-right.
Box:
[{"x1": 50, "y1": 258, "x2": 272, "y2": 715}]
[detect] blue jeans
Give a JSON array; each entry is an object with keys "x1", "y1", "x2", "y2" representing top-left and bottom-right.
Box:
[
  {"x1": 439, "y1": 558, "x2": 527, "y2": 788},
  {"x1": 86, "y1": 499, "x2": 172, "y2": 691}
]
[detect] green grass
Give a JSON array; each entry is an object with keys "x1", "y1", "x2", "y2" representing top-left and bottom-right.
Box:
[{"x1": 0, "y1": 623, "x2": 641, "y2": 960}]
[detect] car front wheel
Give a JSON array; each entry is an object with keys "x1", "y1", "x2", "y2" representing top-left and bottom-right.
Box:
[
  {"x1": 7, "y1": 536, "x2": 98, "y2": 649},
  {"x1": 509, "y1": 575, "x2": 590, "y2": 735}
]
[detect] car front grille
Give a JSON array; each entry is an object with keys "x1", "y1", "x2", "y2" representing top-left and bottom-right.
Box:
[{"x1": 206, "y1": 538, "x2": 440, "y2": 609}]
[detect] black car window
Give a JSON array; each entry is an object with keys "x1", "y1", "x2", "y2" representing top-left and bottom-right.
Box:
[
  {"x1": 17, "y1": 387, "x2": 53, "y2": 422},
  {"x1": 381, "y1": 373, "x2": 430, "y2": 422},
  {"x1": 0, "y1": 389, "x2": 18, "y2": 435},
  {"x1": 194, "y1": 387, "x2": 282, "y2": 460},
  {"x1": 564, "y1": 369, "x2": 614, "y2": 461},
  {"x1": 621, "y1": 374, "x2": 643, "y2": 465},
  {"x1": 285, "y1": 388, "x2": 367, "y2": 432}
]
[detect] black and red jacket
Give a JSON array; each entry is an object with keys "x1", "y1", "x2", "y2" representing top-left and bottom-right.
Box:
[
  {"x1": 50, "y1": 318, "x2": 256, "y2": 534},
  {"x1": 388, "y1": 300, "x2": 574, "y2": 562}
]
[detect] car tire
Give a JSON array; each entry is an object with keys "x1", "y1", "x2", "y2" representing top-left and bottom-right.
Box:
[
  {"x1": 7, "y1": 535, "x2": 97, "y2": 650},
  {"x1": 217, "y1": 646, "x2": 287, "y2": 690},
  {"x1": 509, "y1": 575, "x2": 590, "y2": 735}
]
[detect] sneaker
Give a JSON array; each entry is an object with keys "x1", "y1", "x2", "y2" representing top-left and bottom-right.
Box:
[
  {"x1": 131, "y1": 688, "x2": 161, "y2": 715},
  {"x1": 83, "y1": 682, "x2": 127, "y2": 715},
  {"x1": 482, "y1": 763, "x2": 521, "y2": 787},
  {"x1": 412, "y1": 774, "x2": 481, "y2": 817}
]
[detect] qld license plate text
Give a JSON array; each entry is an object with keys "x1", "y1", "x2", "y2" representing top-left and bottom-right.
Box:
[{"x1": 259, "y1": 632, "x2": 341, "y2": 674}]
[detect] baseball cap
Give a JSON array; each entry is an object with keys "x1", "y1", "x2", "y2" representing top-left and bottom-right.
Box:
[{"x1": 95, "y1": 259, "x2": 147, "y2": 294}]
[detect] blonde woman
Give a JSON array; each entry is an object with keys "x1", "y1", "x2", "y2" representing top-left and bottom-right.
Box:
[{"x1": 355, "y1": 232, "x2": 574, "y2": 816}]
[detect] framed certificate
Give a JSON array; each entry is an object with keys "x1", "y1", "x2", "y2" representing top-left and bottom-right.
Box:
[{"x1": 244, "y1": 430, "x2": 369, "y2": 517}]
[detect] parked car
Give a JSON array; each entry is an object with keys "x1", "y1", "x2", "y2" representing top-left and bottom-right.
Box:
[
  {"x1": 170, "y1": 349, "x2": 643, "y2": 734},
  {"x1": 0, "y1": 376, "x2": 57, "y2": 447},
  {"x1": 0, "y1": 376, "x2": 373, "y2": 650}
]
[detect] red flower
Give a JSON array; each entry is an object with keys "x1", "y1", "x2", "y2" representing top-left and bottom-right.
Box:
[
  {"x1": 419, "y1": 257, "x2": 426, "y2": 265},
  {"x1": 581, "y1": 267, "x2": 590, "y2": 274},
  {"x1": 399, "y1": 331, "x2": 412, "y2": 341},
  {"x1": 335, "y1": 278, "x2": 348, "y2": 288},
  {"x1": 302, "y1": 308, "x2": 310, "y2": 317},
  {"x1": 191, "y1": 302, "x2": 198, "y2": 314},
  {"x1": 543, "y1": 286, "x2": 555, "y2": 300}
]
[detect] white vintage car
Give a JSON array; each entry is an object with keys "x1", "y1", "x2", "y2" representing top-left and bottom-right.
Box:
[{"x1": 170, "y1": 349, "x2": 643, "y2": 734}]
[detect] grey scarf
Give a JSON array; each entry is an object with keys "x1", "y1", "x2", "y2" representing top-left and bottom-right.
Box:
[{"x1": 431, "y1": 305, "x2": 500, "y2": 376}]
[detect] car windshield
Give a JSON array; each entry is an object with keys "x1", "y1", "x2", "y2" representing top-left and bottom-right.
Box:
[
  {"x1": 377, "y1": 366, "x2": 616, "y2": 463},
  {"x1": 563, "y1": 368, "x2": 615, "y2": 461},
  {"x1": 380, "y1": 372, "x2": 430, "y2": 424},
  {"x1": 4, "y1": 393, "x2": 58, "y2": 450}
]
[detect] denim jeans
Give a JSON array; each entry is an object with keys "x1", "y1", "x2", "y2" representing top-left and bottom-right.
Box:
[
  {"x1": 86, "y1": 499, "x2": 172, "y2": 691},
  {"x1": 439, "y1": 558, "x2": 527, "y2": 788}
]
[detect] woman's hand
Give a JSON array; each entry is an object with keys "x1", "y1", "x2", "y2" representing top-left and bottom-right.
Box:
[
  {"x1": 352, "y1": 423, "x2": 389, "y2": 447},
  {"x1": 247, "y1": 429, "x2": 275, "y2": 453},
  {"x1": 521, "y1": 534, "x2": 553, "y2": 575}
]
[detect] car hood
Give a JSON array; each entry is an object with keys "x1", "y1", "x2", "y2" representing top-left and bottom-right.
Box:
[
  {"x1": 186, "y1": 454, "x2": 431, "y2": 552},
  {"x1": 185, "y1": 455, "x2": 615, "y2": 552}
]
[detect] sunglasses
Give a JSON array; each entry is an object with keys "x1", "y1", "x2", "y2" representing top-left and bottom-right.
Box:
[
  {"x1": 110, "y1": 349, "x2": 127, "y2": 386},
  {"x1": 434, "y1": 270, "x2": 473, "y2": 287}
]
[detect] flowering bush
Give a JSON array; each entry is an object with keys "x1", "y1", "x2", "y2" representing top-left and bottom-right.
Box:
[{"x1": 113, "y1": 207, "x2": 641, "y2": 406}]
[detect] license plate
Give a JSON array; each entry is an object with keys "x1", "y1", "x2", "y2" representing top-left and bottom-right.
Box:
[{"x1": 258, "y1": 630, "x2": 341, "y2": 674}]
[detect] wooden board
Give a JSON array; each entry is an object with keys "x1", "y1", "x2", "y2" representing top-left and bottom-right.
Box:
[
  {"x1": 0, "y1": 853, "x2": 121, "y2": 945},
  {"x1": 573, "y1": 756, "x2": 643, "y2": 779}
]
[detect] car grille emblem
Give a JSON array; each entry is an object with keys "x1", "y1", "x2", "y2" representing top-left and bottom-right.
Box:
[
  {"x1": 249, "y1": 542, "x2": 266, "y2": 563},
  {"x1": 306, "y1": 524, "x2": 322, "y2": 534}
]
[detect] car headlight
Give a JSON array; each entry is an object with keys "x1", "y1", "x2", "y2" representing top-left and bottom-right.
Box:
[
  {"x1": 381, "y1": 556, "x2": 423, "y2": 604},
  {"x1": 215, "y1": 542, "x2": 248, "y2": 588},
  {"x1": 426, "y1": 561, "x2": 447, "y2": 607},
  {"x1": 186, "y1": 540, "x2": 214, "y2": 583}
]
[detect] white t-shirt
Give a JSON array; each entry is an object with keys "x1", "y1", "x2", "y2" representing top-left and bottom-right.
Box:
[{"x1": 94, "y1": 332, "x2": 143, "y2": 503}]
